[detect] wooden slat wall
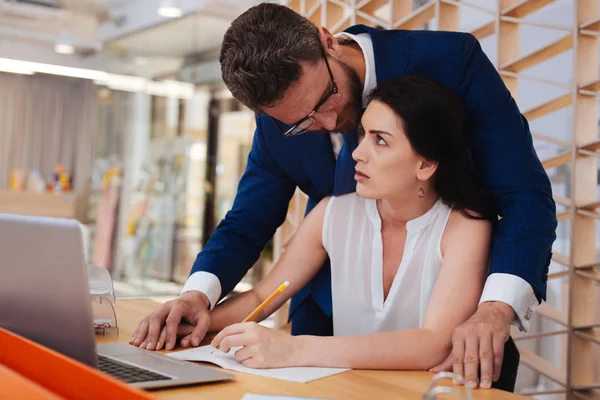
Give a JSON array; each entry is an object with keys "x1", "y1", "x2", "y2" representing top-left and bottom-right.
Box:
[{"x1": 275, "y1": 1, "x2": 600, "y2": 397}]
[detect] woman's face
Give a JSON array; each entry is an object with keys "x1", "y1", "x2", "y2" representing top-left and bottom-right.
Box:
[{"x1": 352, "y1": 100, "x2": 436, "y2": 200}]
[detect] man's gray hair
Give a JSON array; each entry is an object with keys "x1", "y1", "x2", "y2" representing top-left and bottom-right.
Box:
[{"x1": 219, "y1": 3, "x2": 324, "y2": 112}]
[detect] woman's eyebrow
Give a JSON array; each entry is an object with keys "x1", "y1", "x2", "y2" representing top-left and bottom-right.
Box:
[{"x1": 368, "y1": 129, "x2": 392, "y2": 136}]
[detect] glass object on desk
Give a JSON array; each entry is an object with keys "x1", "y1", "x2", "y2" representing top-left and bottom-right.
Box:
[
  {"x1": 87, "y1": 263, "x2": 118, "y2": 336},
  {"x1": 87, "y1": 263, "x2": 116, "y2": 303},
  {"x1": 422, "y1": 372, "x2": 472, "y2": 400},
  {"x1": 92, "y1": 296, "x2": 118, "y2": 336}
]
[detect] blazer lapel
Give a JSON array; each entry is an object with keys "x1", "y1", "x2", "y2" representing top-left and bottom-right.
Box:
[{"x1": 300, "y1": 133, "x2": 336, "y2": 198}]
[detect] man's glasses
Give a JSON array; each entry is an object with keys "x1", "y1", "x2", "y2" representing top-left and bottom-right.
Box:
[{"x1": 269, "y1": 51, "x2": 343, "y2": 137}]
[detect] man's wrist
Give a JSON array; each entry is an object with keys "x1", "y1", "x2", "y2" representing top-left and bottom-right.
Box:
[
  {"x1": 181, "y1": 272, "x2": 222, "y2": 310},
  {"x1": 183, "y1": 290, "x2": 211, "y2": 310},
  {"x1": 479, "y1": 301, "x2": 515, "y2": 324}
]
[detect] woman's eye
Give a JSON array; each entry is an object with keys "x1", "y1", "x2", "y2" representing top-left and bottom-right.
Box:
[{"x1": 376, "y1": 134, "x2": 387, "y2": 145}]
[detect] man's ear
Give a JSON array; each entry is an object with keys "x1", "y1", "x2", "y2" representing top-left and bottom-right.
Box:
[
  {"x1": 417, "y1": 158, "x2": 438, "y2": 181},
  {"x1": 319, "y1": 27, "x2": 341, "y2": 58}
]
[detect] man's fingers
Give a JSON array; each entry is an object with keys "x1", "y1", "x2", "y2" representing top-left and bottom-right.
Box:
[
  {"x1": 451, "y1": 335, "x2": 466, "y2": 385},
  {"x1": 131, "y1": 319, "x2": 149, "y2": 346},
  {"x1": 180, "y1": 334, "x2": 192, "y2": 348},
  {"x1": 156, "y1": 327, "x2": 167, "y2": 351},
  {"x1": 189, "y1": 319, "x2": 209, "y2": 347},
  {"x1": 492, "y1": 334, "x2": 506, "y2": 382},
  {"x1": 130, "y1": 324, "x2": 141, "y2": 344},
  {"x1": 157, "y1": 323, "x2": 192, "y2": 350},
  {"x1": 464, "y1": 335, "x2": 479, "y2": 389},
  {"x1": 164, "y1": 305, "x2": 186, "y2": 350},
  {"x1": 178, "y1": 322, "x2": 195, "y2": 338},
  {"x1": 177, "y1": 320, "x2": 199, "y2": 348},
  {"x1": 145, "y1": 308, "x2": 170, "y2": 350},
  {"x1": 479, "y1": 333, "x2": 494, "y2": 389},
  {"x1": 429, "y1": 353, "x2": 453, "y2": 373}
]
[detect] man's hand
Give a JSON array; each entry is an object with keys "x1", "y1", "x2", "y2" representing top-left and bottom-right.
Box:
[
  {"x1": 430, "y1": 302, "x2": 514, "y2": 389},
  {"x1": 129, "y1": 291, "x2": 212, "y2": 351}
]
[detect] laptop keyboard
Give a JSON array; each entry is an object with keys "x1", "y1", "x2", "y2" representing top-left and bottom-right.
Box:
[{"x1": 97, "y1": 355, "x2": 173, "y2": 384}]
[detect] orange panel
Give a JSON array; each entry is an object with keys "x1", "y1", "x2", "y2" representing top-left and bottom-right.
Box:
[{"x1": 0, "y1": 328, "x2": 155, "y2": 400}]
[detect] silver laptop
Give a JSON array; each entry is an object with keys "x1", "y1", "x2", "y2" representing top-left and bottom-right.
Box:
[{"x1": 0, "y1": 213, "x2": 233, "y2": 389}]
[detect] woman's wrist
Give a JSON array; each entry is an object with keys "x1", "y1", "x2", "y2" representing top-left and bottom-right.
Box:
[{"x1": 291, "y1": 335, "x2": 315, "y2": 367}]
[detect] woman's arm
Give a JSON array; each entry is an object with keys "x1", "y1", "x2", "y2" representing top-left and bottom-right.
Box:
[
  {"x1": 208, "y1": 197, "x2": 331, "y2": 332},
  {"x1": 295, "y1": 211, "x2": 492, "y2": 370}
]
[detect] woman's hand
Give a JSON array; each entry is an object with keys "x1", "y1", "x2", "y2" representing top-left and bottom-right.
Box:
[{"x1": 211, "y1": 322, "x2": 304, "y2": 369}]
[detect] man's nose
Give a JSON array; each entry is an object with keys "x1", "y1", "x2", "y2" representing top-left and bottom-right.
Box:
[{"x1": 312, "y1": 111, "x2": 338, "y2": 131}]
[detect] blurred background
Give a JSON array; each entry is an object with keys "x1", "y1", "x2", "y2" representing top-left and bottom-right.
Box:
[
  {"x1": 0, "y1": 0, "x2": 598, "y2": 397},
  {"x1": 0, "y1": 0, "x2": 268, "y2": 299}
]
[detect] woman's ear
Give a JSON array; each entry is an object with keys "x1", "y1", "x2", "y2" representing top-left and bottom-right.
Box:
[
  {"x1": 417, "y1": 158, "x2": 438, "y2": 181},
  {"x1": 319, "y1": 27, "x2": 341, "y2": 57}
]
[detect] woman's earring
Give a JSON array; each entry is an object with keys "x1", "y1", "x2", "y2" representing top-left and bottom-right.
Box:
[{"x1": 418, "y1": 187, "x2": 425, "y2": 198}]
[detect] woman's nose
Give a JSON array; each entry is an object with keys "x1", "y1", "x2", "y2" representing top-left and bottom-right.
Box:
[{"x1": 352, "y1": 138, "x2": 367, "y2": 163}]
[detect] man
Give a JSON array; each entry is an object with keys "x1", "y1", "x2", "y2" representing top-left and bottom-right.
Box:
[{"x1": 131, "y1": 3, "x2": 556, "y2": 392}]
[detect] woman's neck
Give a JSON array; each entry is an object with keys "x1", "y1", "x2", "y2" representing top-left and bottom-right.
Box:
[{"x1": 377, "y1": 192, "x2": 440, "y2": 229}]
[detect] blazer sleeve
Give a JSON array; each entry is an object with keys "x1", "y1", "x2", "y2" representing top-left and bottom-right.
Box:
[
  {"x1": 189, "y1": 116, "x2": 297, "y2": 299},
  {"x1": 455, "y1": 33, "x2": 557, "y2": 302}
]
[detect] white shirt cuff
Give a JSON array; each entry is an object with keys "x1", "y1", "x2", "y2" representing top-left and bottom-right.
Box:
[
  {"x1": 479, "y1": 273, "x2": 538, "y2": 332},
  {"x1": 181, "y1": 272, "x2": 222, "y2": 311}
]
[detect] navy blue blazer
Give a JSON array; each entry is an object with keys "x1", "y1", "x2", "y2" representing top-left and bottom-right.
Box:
[{"x1": 191, "y1": 25, "x2": 557, "y2": 327}]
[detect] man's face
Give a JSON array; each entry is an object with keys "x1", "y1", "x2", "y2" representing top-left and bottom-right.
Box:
[{"x1": 263, "y1": 56, "x2": 363, "y2": 134}]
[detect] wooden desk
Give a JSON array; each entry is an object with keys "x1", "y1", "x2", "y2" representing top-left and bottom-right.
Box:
[{"x1": 98, "y1": 299, "x2": 527, "y2": 400}]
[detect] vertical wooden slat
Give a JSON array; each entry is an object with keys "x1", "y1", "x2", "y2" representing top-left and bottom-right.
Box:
[
  {"x1": 391, "y1": 0, "x2": 413, "y2": 25},
  {"x1": 569, "y1": 0, "x2": 599, "y2": 392},
  {"x1": 325, "y1": 1, "x2": 348, "y2": 29},
  {"x1": 437, "y1": 0, "x2": 459, "y2": 31},
  {"x1": 305, "y1": 0, "x2": 322, "y2": 26},
  {"x1": 498, "y1": 0, "x2": 521, "y2": 97}
]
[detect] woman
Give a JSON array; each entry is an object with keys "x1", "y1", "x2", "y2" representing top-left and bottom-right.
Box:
[{"x1": 148, "y1": 76, "x2": 496, "y2": 372}]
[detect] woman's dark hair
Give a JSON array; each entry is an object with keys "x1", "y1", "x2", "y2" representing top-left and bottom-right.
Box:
[{"x1": 368, "y1": 75, "x2": 496, "y2": 222}]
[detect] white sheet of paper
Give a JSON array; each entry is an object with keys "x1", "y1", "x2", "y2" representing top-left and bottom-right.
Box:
[
  {"x1": 166, "y1": 345, "x2": 349, "y2": 383},
  {"x1": 241, "y1": 394, "x2": 330, "y2": 400}
]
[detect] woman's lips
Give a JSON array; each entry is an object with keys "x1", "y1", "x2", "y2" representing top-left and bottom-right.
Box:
[{"x1": 354, "y1": 169, "x2": 370, "y2": 182}]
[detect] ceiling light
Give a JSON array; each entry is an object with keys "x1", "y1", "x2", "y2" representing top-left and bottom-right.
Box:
[
  {"x1": 158, "y1": 0, "x2": 183, "y2": 18},
  {"x1": 0, "y1": 58, "x2": 194, "y2": 99},
  {"x1": 54, "y1": 43, "x2": 75, "y2": 55},
  {"x1": 54, "y1": 31, "x2": 75, "y2": 55},
  {"x1": 0, "y1": 64, "x2": 34, "y2": 75}
]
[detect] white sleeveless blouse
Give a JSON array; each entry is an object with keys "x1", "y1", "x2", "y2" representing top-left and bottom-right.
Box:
[{"x1": 322, "y1": 194, "x2": 452, "y2": 336}]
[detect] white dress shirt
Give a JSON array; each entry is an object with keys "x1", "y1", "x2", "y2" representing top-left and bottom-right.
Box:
[{"x1": 181, "y1": 32, "x2": 539, "y2": 332}]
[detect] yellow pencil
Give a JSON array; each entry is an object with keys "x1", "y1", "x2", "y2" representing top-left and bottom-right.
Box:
[{"x1": 213, "y1": 281, "x2": 290, "y2": 351}]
